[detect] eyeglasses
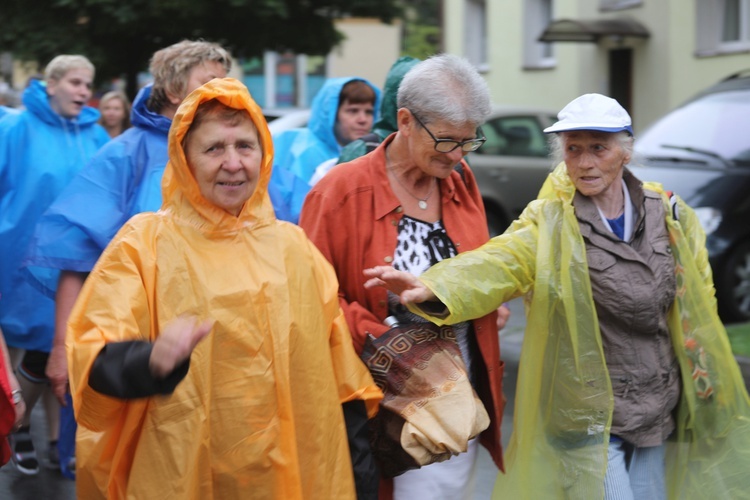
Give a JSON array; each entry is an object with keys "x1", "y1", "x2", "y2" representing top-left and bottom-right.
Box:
[{"x1": 409, "y1": 110, "x2": 486, "y2": 153}]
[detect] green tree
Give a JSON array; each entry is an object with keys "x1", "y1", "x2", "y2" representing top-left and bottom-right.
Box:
[
  {"x1": 0, "y1": 0, "x2": 400, "y2": 95},
  {"x1": 399, "y1": 0, "x2": 441, "y2": 59}
]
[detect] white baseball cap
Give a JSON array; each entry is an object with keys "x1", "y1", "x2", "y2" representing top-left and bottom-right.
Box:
[{"x1": 544, "y1": 93, "x2": 633, "y2": 135}]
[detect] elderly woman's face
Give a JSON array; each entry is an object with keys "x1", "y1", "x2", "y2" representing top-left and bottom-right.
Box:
[
  {"x1": 562, "y1": 131, "x2": 630, "y2": 199},
  {"x1": 403, "y1": 110, "x2": 477, "y2": 179},
  {"x1": 185, "y1": 114, "x2": 262, "y2": 216}
]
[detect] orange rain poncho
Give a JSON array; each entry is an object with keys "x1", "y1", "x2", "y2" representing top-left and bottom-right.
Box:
[{"x1": 67, "y1": 78, "x2": 382, "y2": 499}]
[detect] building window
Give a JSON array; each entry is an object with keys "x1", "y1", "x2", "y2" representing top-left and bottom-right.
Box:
[
  {"x1": 599, "y1": 0, "x2": 643, "y2": 11},
  {"x1": 697, "y1": 0, "x2": 750, "y2": 55},
  {"x1": 523, "y1": 0, "x2": 555, "y2": 69},
  {"x1": 465, "y1": 0, "x2": 489, "y2": 71},
  {"x1": 722, "y1": 0, "x2": 750, "y2": 42},
  {"x1": 242, "y1": 52, "x2": 328, "y2": 109}
]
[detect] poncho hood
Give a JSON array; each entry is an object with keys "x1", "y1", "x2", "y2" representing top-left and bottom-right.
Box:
[
  {"x1": 22, "y1": 78, "x2": 101, "y2": 127},
  {"x1": 130, "y1": 84, "x2": 171, "y2": 134},
  {"x1": 307, "y1": 76, "x2": 382, "y2": 154},
  {"x1": 372, "y1": 56, "x2": 420, "y2": 139},
  {"x1": 162, "y1": 77, "x2": 276, "y2": 232}
]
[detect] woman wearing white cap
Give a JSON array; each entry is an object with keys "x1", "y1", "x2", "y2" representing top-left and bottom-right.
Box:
[{"x1": 363, "y1": 93, "x2": 750, "y2": 499}]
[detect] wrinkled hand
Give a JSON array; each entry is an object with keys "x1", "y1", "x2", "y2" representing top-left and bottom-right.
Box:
[
  {"x1": 496, "y1": 303, "x2": 511, "y2": 331},
  {"x1": 46, "y1": 344, "x2": 69, "y2": 406},
  {"x1": 363, "y1": 266, "x2": 436, "y2": 305},
  {"x1": 149, "y1": 316, "x2": 214, "y2": 379}
]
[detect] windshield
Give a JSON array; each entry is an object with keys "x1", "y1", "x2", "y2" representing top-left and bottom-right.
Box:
[{"x1": 637, "y1": 89, "x2": 750, "y2": 165}]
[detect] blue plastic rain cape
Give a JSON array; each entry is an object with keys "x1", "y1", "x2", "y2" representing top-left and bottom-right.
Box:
[
  {"x1": 0, "y1": 79, "x2": 109, "y2": 350},
  {"x1": 411, "y1": 163, "x2": 750, "y2": 499},
  {"x1": 25, "y1": 84, "x2": 171, "y2": 293},
  {"x1": 0, "y1": 106, "x2": 20, "y2": 121},
  {"x1": 269, "y1": 77, "x2": 381, "y2": 223}
]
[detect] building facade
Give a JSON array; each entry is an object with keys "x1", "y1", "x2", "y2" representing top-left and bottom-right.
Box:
[{"x1": 443, "y1": 0, "x2": 750, "y2": 130}]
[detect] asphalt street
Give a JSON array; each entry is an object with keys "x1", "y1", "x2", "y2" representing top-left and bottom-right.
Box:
[{"x1": 0, "y1": 298, "x2": 526, "y2": 500}]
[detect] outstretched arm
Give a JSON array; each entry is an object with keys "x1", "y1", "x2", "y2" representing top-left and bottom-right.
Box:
[{"x1": 363, "y1": 266, "x2": 436, "y2": 304}]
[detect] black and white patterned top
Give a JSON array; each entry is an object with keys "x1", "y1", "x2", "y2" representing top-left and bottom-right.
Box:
[{"x1": 388, "y1": 215, "x2": 473, "y2": 376}]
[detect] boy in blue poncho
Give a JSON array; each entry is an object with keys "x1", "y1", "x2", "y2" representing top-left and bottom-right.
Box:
[
  {"x1": 270, "y1": 77, "x2": 381, "y2": 223},
  {"x1": 22, "y1": 40, "x2": 231, "y2": 478},
  {"x1": 0, "y1": 54, "x2": 110, "y2": 475}
]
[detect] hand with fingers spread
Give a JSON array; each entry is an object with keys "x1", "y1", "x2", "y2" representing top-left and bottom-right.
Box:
[
  {"x1": 149, "y1": 316, "x2": 214, "y2": 379},
  {"x1": 363, "y1": 266, "x2": 436, "y2": 305}
]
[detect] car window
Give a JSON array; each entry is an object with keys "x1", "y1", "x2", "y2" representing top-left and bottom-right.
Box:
[
  {"x1": 637, "y1": 90, "x2": 750, "y2": 165},
  {"x1": 476, "y1": 115, "x2": 550, "y2": 157}
]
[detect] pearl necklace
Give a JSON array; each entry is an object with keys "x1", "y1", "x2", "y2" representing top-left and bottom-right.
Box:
[{"x1": 386, "y1": 150, "x2": 436, "y2": 210}]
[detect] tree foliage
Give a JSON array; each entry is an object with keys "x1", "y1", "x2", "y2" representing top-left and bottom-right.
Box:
[
  {"x1": 400, "y1": 0, "x2": 441, "y2": 60},
  {"x1": 0, "y1": 0, "x2": 400, "y2": 94}
]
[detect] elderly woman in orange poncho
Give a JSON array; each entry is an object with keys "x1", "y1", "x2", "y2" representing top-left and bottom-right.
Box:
[{"x1": 66, "y1": 78, "x2": 382, "y2": 499}]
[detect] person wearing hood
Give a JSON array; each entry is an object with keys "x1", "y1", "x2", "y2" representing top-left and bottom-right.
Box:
[
  {"x1": 66, "y1": 77, "x2": 382, "y2": 499},
  {"x1": 0, "y1": 54, "x2": 109, "y2": 475},
  {"x1": 364, "y1": 94, "x2": 750, "y2": 499},
  {"x1": 269, "y1": 76, "x2": 381, "y2": 223},
  {"x1": 334, "y1": 57, "x2": 420, "y2": 166}
]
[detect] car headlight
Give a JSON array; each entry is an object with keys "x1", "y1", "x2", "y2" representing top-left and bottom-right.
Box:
[{"x1": 693, "y1": 207, "x2": 722, "y2": 235}]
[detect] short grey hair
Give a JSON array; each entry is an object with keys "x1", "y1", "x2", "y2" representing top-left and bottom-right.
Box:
[
  {"x1": 148, "y1": 39, "x2": 232, "y2": 113},
  {"x1": 44, "y1": 55, "x2": 95, "y2": 82},
  {"x1": 548, "y1": 131, "x2": 635, "y2": 166},
  {"x1": 397, "y1": 53, "x2": 491, "y2": 127}
]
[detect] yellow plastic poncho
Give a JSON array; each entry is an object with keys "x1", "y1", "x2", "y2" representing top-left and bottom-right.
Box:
[
  {"x1": 67, "y1": 78, "x2": 382, "y2": 500},
  {"x1": 411, "y1": 163, "x2": 750, "y2": 499}
]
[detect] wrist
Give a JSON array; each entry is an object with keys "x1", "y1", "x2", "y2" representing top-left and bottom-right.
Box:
[{"x1": 11, "y1": 389, "x2": 23, "y2": 405}]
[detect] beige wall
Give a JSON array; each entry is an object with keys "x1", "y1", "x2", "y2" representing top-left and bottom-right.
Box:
[
  {"x1": 329, "y1": 18, "x2": 402, "y2": 88},
  {"x1": 443, "y1": 0, "x2": 750, "y2": 130}
]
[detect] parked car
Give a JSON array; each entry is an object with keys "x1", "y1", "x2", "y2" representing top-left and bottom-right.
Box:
[
  {"x1": 468, "y1": 105, "x2": 558, "y2": 236},
  {"x1": 629, "y1": 70, "x2": 750, "y2": 323},
  {"x1": 263, "y1": 108, "x2": 311, "y2": 136}
]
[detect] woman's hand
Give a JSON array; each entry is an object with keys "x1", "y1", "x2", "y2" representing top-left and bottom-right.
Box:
[
  {"x1": 363, "y1": 266, "x2": 436, "y2": 304},
  {"x1": 46, "y1": 344, "x2": 69, "y2": 406},
  {"x1": 149, "y1": 316, "x2": 214, "y2": 379},
  {"x1": 496, "y1": 303, "x2": 511, "y2": 331}
]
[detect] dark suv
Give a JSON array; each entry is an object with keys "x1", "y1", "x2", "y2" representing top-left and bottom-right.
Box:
[{"x1": 628, "y1": 70, "x2": 750, "y2": 323}]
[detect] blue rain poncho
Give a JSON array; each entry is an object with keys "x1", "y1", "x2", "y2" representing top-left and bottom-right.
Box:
[
  {"x1": 338, "y1": 57, "x2": 419, "y2": 164},
  {"x1": 411, "y1": 164, "x2": 750, "y2": 499},
  {"x1": 269, "y1": 77, "x2": 381, "y2": 223},
  {"x1": 25, "y1": 84, "x2": 171, "y2": 294},
  {"x1": 0, "y1": 79, "x2": 109, "y2": 351},
  {"x1": 0, "y1": 106, "x2": 20, "y2": 121}
]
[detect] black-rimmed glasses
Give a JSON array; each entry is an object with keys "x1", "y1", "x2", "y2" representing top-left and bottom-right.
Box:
[{"x1": 409, "y1": 110, "x2": 486, "y2": 153}]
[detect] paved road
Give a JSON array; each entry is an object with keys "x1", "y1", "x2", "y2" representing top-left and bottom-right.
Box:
[{"x1": 0, "y1": 298, "x2": 527, "y2": 499}]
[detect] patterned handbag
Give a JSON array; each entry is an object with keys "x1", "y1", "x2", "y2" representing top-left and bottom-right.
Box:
[{"x1": 361, "y1": 322, "x2": 489, "y2": 478}]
